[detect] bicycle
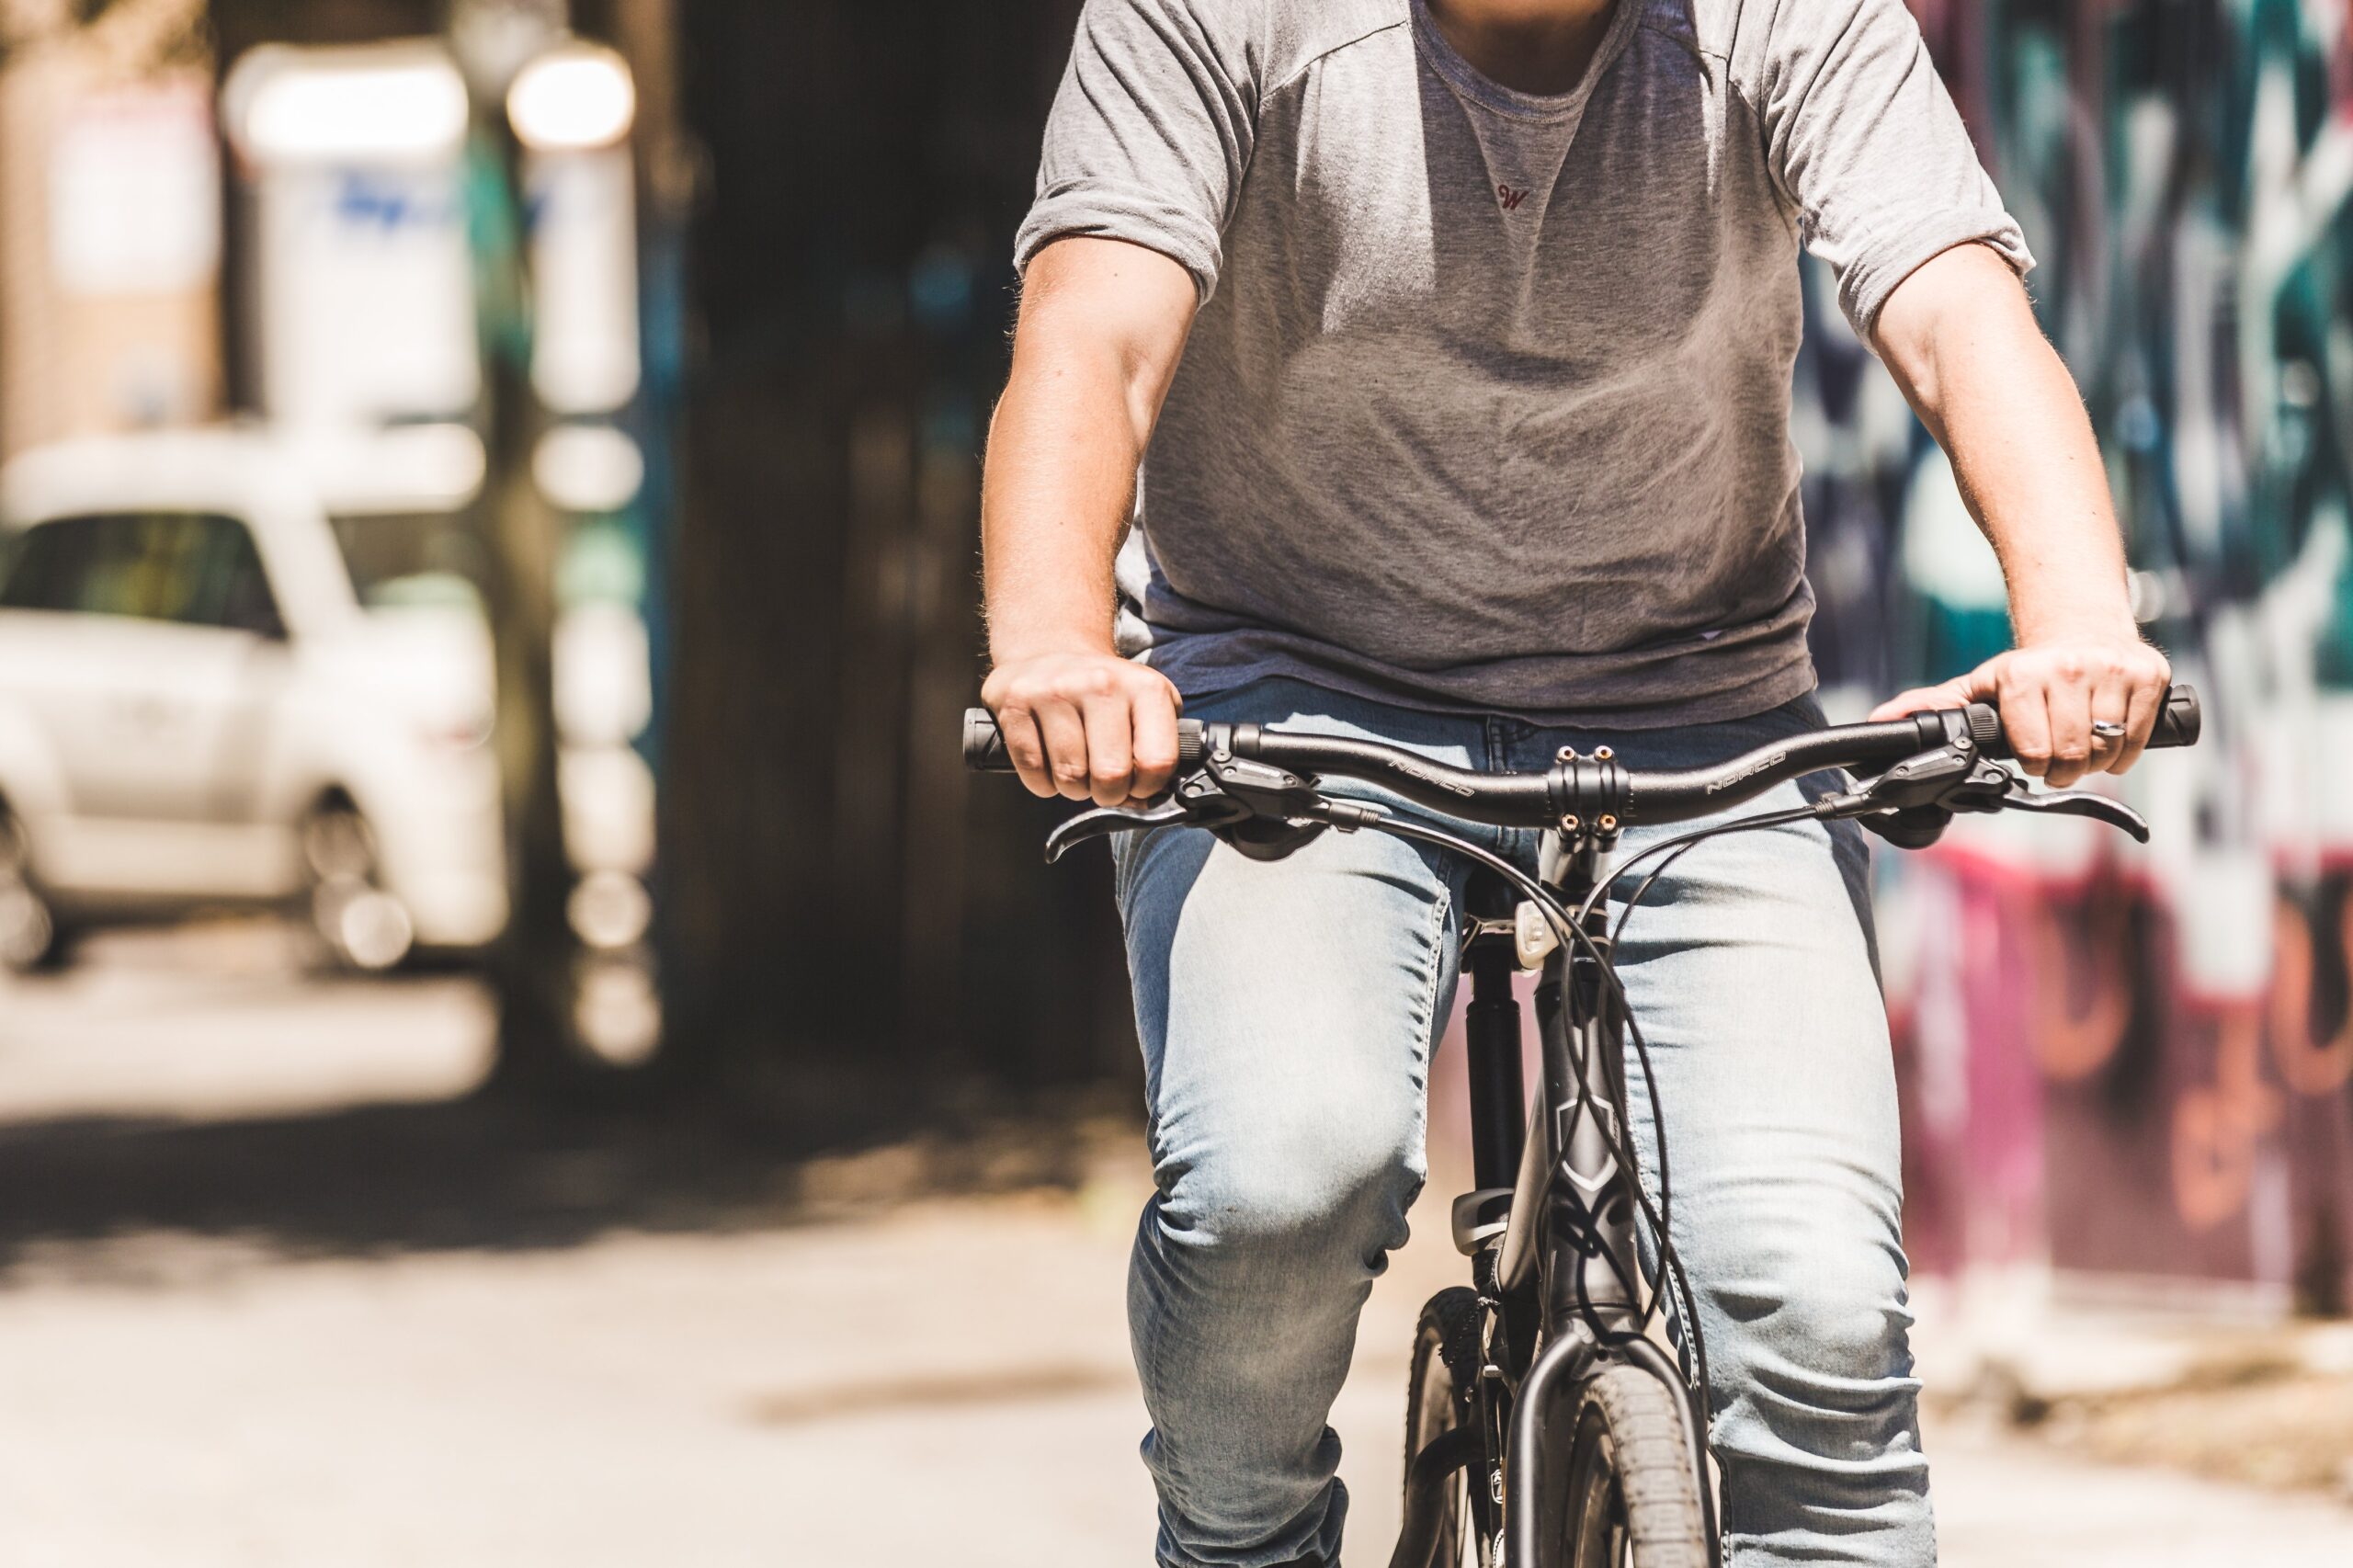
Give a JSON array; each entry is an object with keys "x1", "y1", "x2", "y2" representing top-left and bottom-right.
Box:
[{"x1": 963, "y1": 683, "x2": 2202, "y2": 1568}]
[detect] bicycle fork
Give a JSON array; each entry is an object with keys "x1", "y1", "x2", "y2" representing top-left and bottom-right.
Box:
[{"x1": 1512, "y1": 829, "x2": 1721, "y2": 1567}]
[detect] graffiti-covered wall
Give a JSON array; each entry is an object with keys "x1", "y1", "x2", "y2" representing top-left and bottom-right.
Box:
[{"x1": 1801, "y1": 1, "x2": 2353, "y2": 1310}]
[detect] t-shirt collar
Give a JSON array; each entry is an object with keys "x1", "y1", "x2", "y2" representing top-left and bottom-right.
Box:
[{"x1": 1409, "y1": 0, "x2": 1643, "y2": 122}]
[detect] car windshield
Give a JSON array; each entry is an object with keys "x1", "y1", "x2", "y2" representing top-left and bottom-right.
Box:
[
  {"x1": 329, "y1": 509, "x2": 489, "y2": 612},
  {"x1": 0, "y1": 510, "x2": 285, "y2": 636}
]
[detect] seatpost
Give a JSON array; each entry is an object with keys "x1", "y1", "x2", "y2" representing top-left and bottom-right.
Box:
[
  {"x1": 1463, "y1": 932, "x2": 1526, "y2": 1192},
  {"x1": 1450, "y1": 874, "x2": 1529, "y2": 1261}
]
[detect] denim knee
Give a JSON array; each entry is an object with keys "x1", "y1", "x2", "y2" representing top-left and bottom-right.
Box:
[
  {"x1": 1703, "y1": 1245, "x2": 1921, "y2": 1478},
  {"x1": 1151, "y1": 1083, "x2": 1424, "y2": 1273},
  {"x1": 1750, "y1": 1286, "x2": 1913, "y2": 1405}
]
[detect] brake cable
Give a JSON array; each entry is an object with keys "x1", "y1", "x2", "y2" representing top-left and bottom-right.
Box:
[
  {"x1": 1363, "y1": 812, "x2": 1714, "y2": 1396},
  {"x1": 1580, "y1": 802, "x2": 1832, "y2": 938}
]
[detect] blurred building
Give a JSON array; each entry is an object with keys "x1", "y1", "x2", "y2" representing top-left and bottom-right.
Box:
[
  {"x1": 1799, "y1": 1, "x2": 2353, "y2": 1315},
  {"x1": 0, "y1": 1, "x2": 671, "y2": 1061},
  {"x1": 0, "y1": 0, "x2": 222, "y2": 457}
]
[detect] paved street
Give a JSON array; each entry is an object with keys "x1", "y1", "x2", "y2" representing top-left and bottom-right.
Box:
[{"x1": 0, "y1": 928, "x2": 2347, "y2": 1564}]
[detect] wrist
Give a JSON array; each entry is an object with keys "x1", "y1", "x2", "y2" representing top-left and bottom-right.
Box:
[
  {"x1": 2011, "y1": 604, "x2": 2143, "y2": 651},
  {"x1": 988, "y1": 631, "x2": 1120, "y2": 668}
]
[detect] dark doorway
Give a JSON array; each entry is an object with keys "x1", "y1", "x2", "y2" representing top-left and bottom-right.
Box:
[{"x1": 664, "y1": 0, "x2": 1134, "y2": 1111}]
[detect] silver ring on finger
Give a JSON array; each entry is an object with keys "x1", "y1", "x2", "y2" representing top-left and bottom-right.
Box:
[{"x1": 2090, "y1": 719, "x2": 2128, "y2": 745}]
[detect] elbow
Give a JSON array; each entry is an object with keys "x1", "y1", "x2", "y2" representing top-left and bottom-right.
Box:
[
  {"x1": 1870, "y1": 315, "x2": 1949, "y2": 438},
  {"x1": 1870, "y1": 242, "x2": 2039, "y2": 426}
]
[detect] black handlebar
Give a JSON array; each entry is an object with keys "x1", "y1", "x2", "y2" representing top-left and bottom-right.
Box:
[
  {"x1": 962, "y1": 706, "x2": 1213, "y2": 775},
  {"x1": 963, "y1": 683, "x2": 2201, "y2": 829},
  {"x1": 962, "y1": 709, "x2": 1015, "y2": 773}
]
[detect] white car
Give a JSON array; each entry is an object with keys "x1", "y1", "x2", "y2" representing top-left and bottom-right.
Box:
[{"x1": 0, "y1": 427, "x2": 510, "y2": 970}]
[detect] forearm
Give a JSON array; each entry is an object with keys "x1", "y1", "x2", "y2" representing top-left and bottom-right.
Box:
[
  {"x1": 981, "y1": 336, "x2": 1145, "y2": 663},
  {"x1": 982, "y1": 240, "x2": 1191, "y2": 665},
  {"x1": 978, "y1": 237, "x2": 1196, "y2": 804},
  {"x1": 1872, "y1": 244, "x2": 2169, "y2": 783},
  {"x1": 1874, "y1": 245, "x2": 2135, "y2": 644}
]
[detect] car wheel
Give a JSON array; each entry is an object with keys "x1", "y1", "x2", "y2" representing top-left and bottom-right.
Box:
[
  {"x1": 302, "y1": 803, "x2": 415, "y2": 972},
  {"x1": 0, "y1": 809, "x2": 67, "y2": 974}
]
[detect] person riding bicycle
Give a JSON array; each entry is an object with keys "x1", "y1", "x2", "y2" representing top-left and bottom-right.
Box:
[{"x1": 980, "y1": 3, "x2": 2172, "y2": 1564}]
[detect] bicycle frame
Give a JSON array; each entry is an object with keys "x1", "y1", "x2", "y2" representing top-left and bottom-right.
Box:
[{"x1": 1393, "y1": 823, "x2": 1719, "y2": 1568}]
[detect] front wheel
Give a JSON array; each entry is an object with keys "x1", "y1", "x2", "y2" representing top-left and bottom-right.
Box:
[
  {"x1": 1403, "y1": 1287, "x2": 1491, "y2": 1568},
  {"x1": 1554, "y1": 1364, "x2": 1710, "y2": 1568}
]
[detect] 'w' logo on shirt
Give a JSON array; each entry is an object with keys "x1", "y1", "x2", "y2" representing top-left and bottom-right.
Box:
[{"x1": 1496, "y1": 184, "x2": 1529, "y2": 212}]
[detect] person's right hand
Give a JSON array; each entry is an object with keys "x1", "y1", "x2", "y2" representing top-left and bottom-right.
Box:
[{"x1": 982, "y1": 650, "x2": 1183, "y2": 807}]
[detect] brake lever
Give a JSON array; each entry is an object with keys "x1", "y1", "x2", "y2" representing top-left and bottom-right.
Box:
[
  {"x1": 1043, "y1": 797, "x2": 1200, "y2": 864},
  {"x1": 1998, "y1": 783, "x2": 2151, "y2": 843},
  {"x1": 1944, "y1": 756, "x2": 2151, "y2": 843},
  {"x1": 1040, "y1": 753, "x2": 1388, "y2": 865},
  {"x1": 1040, "y1": 754, "x2": 1313, "y2": 864},
  {"x1": 1826, "y1": 742, "x2": 2149, "y2": 845}
]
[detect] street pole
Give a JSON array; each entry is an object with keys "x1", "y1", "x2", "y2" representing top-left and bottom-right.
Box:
[
  {"x1": 449, "y1": 0, "x2": 587, "y2": 1094},
  {"x1": 574, "y1": 0, "x2": 690, "y2": 1076}
]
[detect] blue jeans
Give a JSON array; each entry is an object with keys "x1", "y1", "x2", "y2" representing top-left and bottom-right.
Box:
[{"x1": 1112, "y1": 680, "x2": 1932, "y2": 1568}]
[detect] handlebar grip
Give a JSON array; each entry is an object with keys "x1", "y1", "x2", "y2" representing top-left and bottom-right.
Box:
[
  {"x1": 961, "y1": 708, "x2": 1208, "y2": 773},
  {"x1": 963, "y1": 709, "x2": 1017, "y2": 772},
  {"x1": 2152, "y1": 684, "x2": 2201, "y2": 749},
  {"x1": 1968, "y1": 681, "x2": 2201, "y2": 760}
]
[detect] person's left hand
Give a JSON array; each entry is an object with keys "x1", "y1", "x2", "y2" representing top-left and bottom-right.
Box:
[{"x1": 1870, "y1": 635, "x2": 2173, "y2": 790}]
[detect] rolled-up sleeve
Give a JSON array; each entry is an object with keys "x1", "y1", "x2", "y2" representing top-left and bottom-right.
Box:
[
  {"x1": 1016, "y1": 0, "x2": 1258, "y2": 302},
  {"x1": 1756, "y1": 0, "x2": 2033, "y2": 339}
]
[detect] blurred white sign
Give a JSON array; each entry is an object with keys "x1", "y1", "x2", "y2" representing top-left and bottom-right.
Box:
[
  {"x1": 48, "y1": 84, "x2": 222, "y2": 295},
  {"x1": 257, "y1": 163, "x2": 480, "y2": 425},
  {"x1": 528, "y1": 146, "x2": 640, "y2": 415},
  {"x1": 222, "y1": 43, "x2": 480, "y2": 429}
]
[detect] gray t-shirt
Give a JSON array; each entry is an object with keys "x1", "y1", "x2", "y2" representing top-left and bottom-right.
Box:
[{"x1": 1017, "y1": 0, "x2": 2031, "y2": 725}]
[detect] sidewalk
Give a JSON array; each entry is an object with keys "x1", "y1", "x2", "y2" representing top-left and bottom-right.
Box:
[
  {"x1": 0, "y1": 937, "x2": 2346, "y2": 1563},
  {"x1": 4, "y1": 1187, "x2": 2347, "y2": 1565},
  {"x1": 1910, "y1": 1269, "x2": 2353, "y2": 1498}
]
